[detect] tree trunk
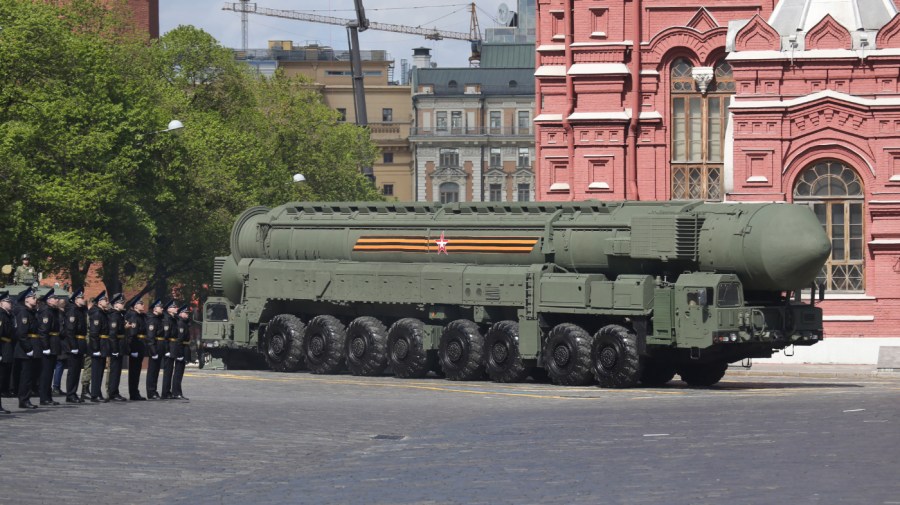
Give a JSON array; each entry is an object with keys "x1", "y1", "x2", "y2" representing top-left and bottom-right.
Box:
[{"x1": 101, "y1": 258, "x2": 122, "y2": 295}]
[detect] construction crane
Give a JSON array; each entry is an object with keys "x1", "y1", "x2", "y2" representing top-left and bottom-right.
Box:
[{"x1": 222, "y1": 2, "x2": 483, "y2": 64}]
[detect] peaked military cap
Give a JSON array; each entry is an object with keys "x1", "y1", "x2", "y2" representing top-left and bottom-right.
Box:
[
  {"x1": 177, "y1": 304, "x2": 191, "y2": 315},
  {"x1": 38, "y1": 288, "x2": 55, "y2": 302},
  {"x1": 95, "y1": 290, "x2": 107, "y2": 303},
  {"x1": 164, "y1": 299, "x2": 178, "y2": 310},
  {"x1": 126, "y1": 294, "x2": 144, "y2": 309},
  {"x1": 0, "y1": 290, "x2": 9, "y2": 302},
  {"x1": 21, "y1": 253, "x2": 29, "y2": 260},
  {"x1": 110, "y1": 293, "x2": 125, "y2": 305},
  {"x1": 69, "y1": 288, "x2": 85, "y2": 303},
  {"x1": 17, "y1": 287, "x2": 36, "y2": 303},
  {"x1": 150, "y1": 298, "x2": 164, "y2": 309},
  {"x1": 52, "y1": 289, "x2": 70, "y2": 299}
]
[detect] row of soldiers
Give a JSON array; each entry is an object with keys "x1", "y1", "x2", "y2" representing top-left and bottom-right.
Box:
[{"x1": 0, "y1": 287, "x2": 193, "y2": 412}]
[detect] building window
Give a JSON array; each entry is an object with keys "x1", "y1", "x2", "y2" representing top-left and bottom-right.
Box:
[
  {"x1": 382, "y1": 108, "x2": 393, "y2": 122},
  {"x1": 448, "y1": 80, "x2": 458, "y2": 89},
  {"x1": 436, "y1": 111, "x2": 447, "y2": 131},
  {"x1": 336, "y1": 108, "x2": 347, "y2": 122},
  {"x1": 383, "y1": 152, "x2": 394, "y2": 164},
  {"x1": 382, "y1": 184, "x2": 394, "y2": 197},
  {"x1": 440, "y1": 182, "x2": 460, "y2": 203},
  {"x1": 489, "y1": 111, "x2": 502, "y2": 134},
  {"x1": 517, "y1": 111, "x2": 530, "y2": 134},
  {"x1": 517, "y1": 183, "x2": 531, "y2": 202},
  {"x1": 451, "y1": 111, "x2": 463, "y2": 133},
  {"x1": 794, "y1": 161, "x2": 865, "y2": 292},
  {"x1": 509, "y1": 80, "x2": 518, "y2": 88},
  {"x1": 517, "y1": 147, "x2": 530, "y2": 168},
  {"x1": 670, "y1": 57, "x2": 733, "y2": 201},
  {"x1": 489, "y1": 183, "x2": 503, "y2": 201},
  {"x1": 489, "y1": 147, "x2": 502, "y2": 168},
  {"x1": 439, "y1": 148, "x2": 459, "y2": 168}
]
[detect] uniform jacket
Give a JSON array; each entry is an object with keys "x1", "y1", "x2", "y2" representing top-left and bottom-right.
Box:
[
  {"x1": 108, "y1": 309, "x2": 127, "y2": 356},
  {"x1": 37, "y1": 304, "x2": 62, "y2": 355},
  {"x1": 64, "y1": 304, "x2": 88, "y2": 355},
  {"x1": 163, "y1": 313, "x2": 178, "y2": 356},
  {"x1": 13, "y1": 304, "x2": 40, "y2": 360},
  {"x1": 146, "y1": 313, "x2": 162, "y2": 357},
  {"x1": 125, "y1": 309, "x2": 146, "y2": 357},
  {"x1": 13, "y1": 265, "x2": 36, "y2": 285},
  {"x1": 174, "y1": 316, "x2": 192, "y2": 361},
  {"x1": 88, "y1": 306, "x2": 110, "y2": 356},
  {"x1": 0, "y1": 307, "x2": 14, "y2": 363}
]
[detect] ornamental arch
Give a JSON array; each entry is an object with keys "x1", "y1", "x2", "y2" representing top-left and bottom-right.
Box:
[{"x1": 792, "y1": 160, "x2": 865, "y2": 292}]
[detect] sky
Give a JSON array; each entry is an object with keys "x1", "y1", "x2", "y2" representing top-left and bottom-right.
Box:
[{"x1": 159, "y1": 0, "x2": 512, "y2": 69}]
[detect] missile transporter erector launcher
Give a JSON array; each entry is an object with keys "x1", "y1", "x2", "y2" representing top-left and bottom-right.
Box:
[{"x1": 202, "y1": 200, "x2": 831, "y2": 387}]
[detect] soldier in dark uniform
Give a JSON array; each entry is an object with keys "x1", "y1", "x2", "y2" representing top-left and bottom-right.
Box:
[
  {"x1": 161, "y1": 300, "x2": 178, "y2": 399},
  {"x1": 106, "y1": 293, "x2": 128, "y2": 402},
  {"x1": 88, "y1": 290, "x2": 111, "y2": 403},
  {"x1": 144, "y1": 298, "x2": 165, "y2": 399},
  {"x1": 37, "y1": 288, "x2": 65, "y2": 406},
  {"x1": 63, "y1": 288, "x2": 88, "y2": 403},
  {"x1": 171, "y1": 304, "x2": 192, "y2": 400},
  {"x1": 13, "y1": 287, "x2": 40, "y2": 409},
  {"x1": 0, "y1": 291, "x2": 14, "y2": 414},
  {"x1": 125, "y1": 295, "x2": 147, "y2": 400}
]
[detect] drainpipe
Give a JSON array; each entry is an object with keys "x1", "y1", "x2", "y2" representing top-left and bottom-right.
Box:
[
  {"x1": 563, "y1": 0, "x2": 576, "y2": 200},
  {"x1": 626, "y1": 0, "x2": 642, "y2": 200}
]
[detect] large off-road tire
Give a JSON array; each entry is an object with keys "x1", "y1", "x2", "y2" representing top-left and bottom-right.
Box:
[
  {"x1": 387, "y1": 318, "x2": 432, "y2": 379},
  {"x1": 543, "y1": 324, "x2": 594, "y2": 386},
  {"x1": 438, "y1": 319, "x2": 485, "y2": 381},
  {"x1": 485, "y1": 321, "x2": 528, "y2": 383},
  {"x1": 640, "y1": 359, "x2": 676, "y2": 387},
  {"x1": 304, "y1": 315, "x2": 347, "y2": 374},
  {"x1": 591, "y1": 324, "x2": 641, "y2": 388},
  {"x1": 677, "y1": 362, "x2": 728, "y2": 387},
  {"x1": 345, "y1": 317, "x2": 389, "y2": 376},
  {"x1": 264, "y1": 314, "x2": 306, "y2": 373}
]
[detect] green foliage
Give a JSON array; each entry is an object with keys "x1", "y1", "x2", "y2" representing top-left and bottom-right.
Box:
[{"x1": 0, "y1": 1, "x2": 380, "y2": 295}]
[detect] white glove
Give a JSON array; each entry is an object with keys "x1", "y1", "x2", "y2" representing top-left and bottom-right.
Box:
[
  {"x1": 151, "y1": 354, "x2": 159, "y2": 360},
  {"x1": 26, "y1": 350, "x2": 34, "y2": 357},
  {"x1": 164, "y1": 352, "x2": 171, "y2": 358},
  {"x1": 112, "y1": 353, "x2": 119, "y2": 357},
  {"x1": 92, "y1": 351, "x2": 101, "y2": 357},
  {"x1": 176, "y1": 356, "x2": 184, "y2": 362},
  {"x1": 42, "y1": 349, "x2": 51, "y2": 355},
  {"x1": 0, "y1": 355, "x2": 3, "y2": 362},
  {"x1": 130, "y1": 352, "x2": 138, "y2": 358},
  {"x1": 71, "y1": 349, "x2": 79, "y2": 355}
]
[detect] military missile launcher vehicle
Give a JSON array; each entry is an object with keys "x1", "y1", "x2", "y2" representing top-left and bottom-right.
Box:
[{"x1": 201, "y1": 200, "x2": 831, "y2": 387}]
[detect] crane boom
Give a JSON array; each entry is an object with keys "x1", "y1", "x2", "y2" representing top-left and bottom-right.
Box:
[{"x1": 222, "y1": 3, "x2": 476, "y2": 41}]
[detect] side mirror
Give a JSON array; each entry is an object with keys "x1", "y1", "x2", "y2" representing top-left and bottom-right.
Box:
[{"x1": 818, "y1": 282, "x2": 826, "y2": 302}]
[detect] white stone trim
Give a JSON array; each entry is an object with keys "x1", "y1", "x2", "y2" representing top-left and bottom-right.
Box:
[
  {"x1": 823, "y1": 315, "x2": 875, "y2": 322},
  {"x1": 533, "y1": 114, "x2": 563, "y2": 122},
  {"x1": 731, "y1": 89, "x2": 900, "y2": 109},
  {"x1": 762, "y1": 337, "x2": 900, "y2": 364},
  {"x1": 549, "y1": 182, "x2": 570, "y2": 191},
  {"x1": 568, "y1": 63, "x2": 629, "y2": 75},
  {"x1": 535, "y1": 65, "x2": 567, "y2": 77},
  {"x1": 536, "y1": 44, "x2": 565, "y2": 52}
]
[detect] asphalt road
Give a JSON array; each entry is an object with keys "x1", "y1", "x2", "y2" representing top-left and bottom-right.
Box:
[{"x1": 1, "y1": 368, "x2": 898, "y2": 505}]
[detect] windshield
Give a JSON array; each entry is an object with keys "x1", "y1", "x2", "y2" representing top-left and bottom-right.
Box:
[
  {"x1": 717, "y1": 282, "x2": 742, "y2": 307},
  {"x1": 205, "y1": 303, "x2": 229, "y2": 322}
]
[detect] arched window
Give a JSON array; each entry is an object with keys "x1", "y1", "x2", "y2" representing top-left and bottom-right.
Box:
[
  {"x1": 670, "y1": 57, "x2": 734, "y2": 200},
  {"x1": 448, "y1": 80, "x2": 458, "y2": 89},
  {"x1": 794, "y1": 161, "x2": 865, "y2": 291},
  {"x1": 439, "y1": 182, "x2": 460, "y2": 203},
  {"x1": 509, "y1": 80, "x2": 518, "y2": 88}
]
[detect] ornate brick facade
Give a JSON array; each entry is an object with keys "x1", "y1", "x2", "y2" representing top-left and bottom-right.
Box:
[{"x1": 535, "y1": 0, "x2": 900, "y2": 362}]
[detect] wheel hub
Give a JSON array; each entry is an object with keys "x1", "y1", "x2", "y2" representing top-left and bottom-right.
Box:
[
  {"x1": 350, "y1": 337, "x2": 367, "y2": 358},
  {"x1": 270, "y1": 334, "x2": 285, "y2": 355},
  {"x1": 553, "y1": 344, "x2": 570, "y2": 367},
  {"x1": 309, "y1": 335, "x2": 325, "y2": 357},
  {"x1": 600, "y1": 346, "x2": 618, "y2": 369},
  {"x1": 446, "y1": 340, "x2": 463, "y2": 362},
  {"x1": 393, "y1": 338, "x2": 409, "y2": 360},
  {"x1": 491, "y1": 342, "x2": 508, "y2": 364}
]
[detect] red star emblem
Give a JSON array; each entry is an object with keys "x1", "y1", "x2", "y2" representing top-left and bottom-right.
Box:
[{"x1": 435, "y1": 231, "x2": 449, "y2": 255}]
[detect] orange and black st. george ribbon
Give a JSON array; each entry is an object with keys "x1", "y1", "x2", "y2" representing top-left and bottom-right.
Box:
[{"x1": 353, "y1": 236, "x2": 539, "y2": 254}]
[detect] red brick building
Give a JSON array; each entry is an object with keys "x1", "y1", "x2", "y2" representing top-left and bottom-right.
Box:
[{"x1": 535, "y1": 0, "x2": 900, "y2": 363}]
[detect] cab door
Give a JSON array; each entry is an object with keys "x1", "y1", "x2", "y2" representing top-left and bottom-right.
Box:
[
  {"x1": 676, "y1": 286, "x2": 711, "y2": 348},
  {"x1": 201, "y1": 298, "x2": 233, "y2": 343}
]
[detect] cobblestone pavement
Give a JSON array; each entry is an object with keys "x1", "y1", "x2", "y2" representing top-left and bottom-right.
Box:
[{"x1": 1, "y1": 368, "x2": 898, "y2": 505}]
